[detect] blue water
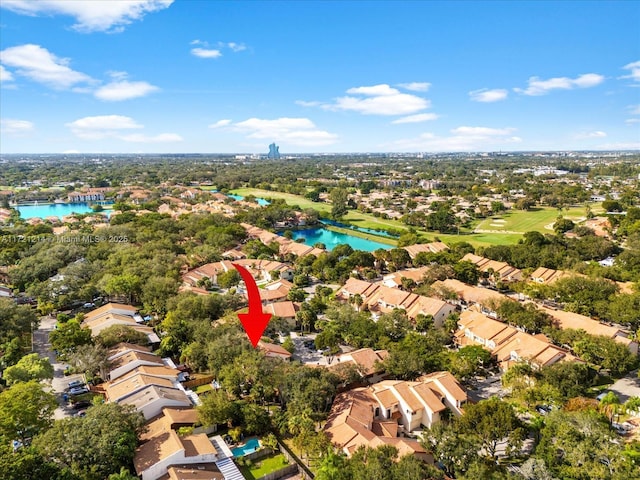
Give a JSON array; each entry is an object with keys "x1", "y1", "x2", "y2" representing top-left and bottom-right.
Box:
[
  {"x1": 17, "y1": 203, "x2": 111, "y2": 219},
  {"x1": 290, "y1": 228, "x2": 390, "y2": 252},
  {"x1": 232, "y1": 437, "x2": 261, "y2": 457},
  {"x1": 228, "y1": 194, "x2": 270, "y2": 206},
  {"x1": 320, "y1": 219, "x2": 399, "y2": 239}
]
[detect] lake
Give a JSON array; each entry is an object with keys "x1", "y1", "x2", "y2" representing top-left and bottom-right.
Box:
[
  {"x1": 289, "y1": 228, "x2": 390, "y2": 252},
  {"x1": 17, "y1": 203, "x2": 109, "y2": 219},
  {"x1": 320, "y1": 219, "x2": 399, "y2": 239},
  {"x1": 227, "y1": 194, "x2": 270, "y2": 206}
]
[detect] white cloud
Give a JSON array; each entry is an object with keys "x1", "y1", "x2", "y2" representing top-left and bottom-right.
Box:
[
  {"x1": 391, "y1": 113, "x2": 439, "y2": 124},
  {"x1": 119, "y1": 133, "x2": 183, "y2": 143},
  {"x1": 191, "y1": 47, "x2": 222, "y2": 59},
  {"x1": 597, "y1": 141, "x2": 640, "y2": 150},
  {"x1": 628, "y1": 104, "x2": 640, "y2": 115},
  {"x1": 0, "y1": 65, "x2": 13, "y2": 82},
  {"x1": 397, "y1": 82, "x2": 431, "y2": 92},
  {"x1": 209, "y1": 119, "x2": 232, "y2": 128},
  {"x1": 0, "y1": 0, "x2": 173, "y2": 33},
  {"x1": 451, "y1": 126, "x2": 516, "y2": 136},
  {"x1": 66, "y1": 115, "x2": 143, "y2": 139},
  {"x1": 94, "y1": 79, "x2": 159, "y2": 101},
  {"x1": 626, "y1": 118, "x2": 640, "y2": 124},
  {"x1": 346, "y1": 84, "x2": 399, "y2": 96},
  {"x1": 514, "y1": 73, "x2": 605, "y2": 96},
  {"x1": 227, "y1": 42, "x2": 246, "y2": 52},
  {"x1": 190, "y1": 40, "x2": 247, "y2": 58},
  {"x1": 469, "y1": 88, "x2": 508, "y2": 102},
  {"x1": 295, "y1": 100, "x2": 322, "y2": 107},
  {"x1": 213, "y1": 117, "x2": 338, "y2": 147},
  {"x1": 620, "y1": 60, "x2": 640, "y2": 83},
  {"x1": 1, "y1": 118, "x2": 34, "y2": 136},
  {"x1": 0, "y1": 44, "x2": 94, "y2": 89},
  {"x1": 575, "y1": 131, "x2": 607, "y2": 139},
  {"x1": 387, "y1": 125, "x2": 521, "y2": 151},
  {"x1": 66, "y1": 114, "x2": 181, "y2": 143},
  {"x1": 327, "y1": 84, "x2": 430, "y2": 115}
]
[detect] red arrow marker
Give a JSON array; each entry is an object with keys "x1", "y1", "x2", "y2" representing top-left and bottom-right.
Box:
[{"x1": 232, "y1": 263, "x2": 272, "y2": 347}]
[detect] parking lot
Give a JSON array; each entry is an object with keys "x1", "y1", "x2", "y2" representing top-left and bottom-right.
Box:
[
  {"x1": 464, "y1": 372, "x2": 505, "y2": 402},
  {"x1": 34, "y1": 316, "x2": 87, "y2": 419}
]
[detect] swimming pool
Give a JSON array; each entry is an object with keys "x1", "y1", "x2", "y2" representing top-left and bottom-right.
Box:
[{"x1": 231, "y1": 437, "x2": 261, "y2": 457}]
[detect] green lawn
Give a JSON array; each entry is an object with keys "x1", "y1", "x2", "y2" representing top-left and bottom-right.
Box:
[
  {"x1": 435, "y1": 231, "x2": 525, "y2": 248},
  {"x1": 230, "y1": 188, "x2": 407, "y2": 233},
  {"x1": 229, "y1": 188, "x2": 603, "y2": 247},
  {"x1": 193, "y1": 383, "x2": 213, "y2": 395},
  {"x1": 238, "y1": 453, "x2": 289, "y2": 479},
  {"x1": 474, "y1": 204, "x2": 601, "y2": 234}
]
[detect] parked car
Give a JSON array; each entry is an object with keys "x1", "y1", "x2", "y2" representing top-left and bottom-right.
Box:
[
  {"x1": 67, "y1": 380, "x2": 85, "y2": 390},
  {"x1": 69, "y1": 386, "x2": 89, "y2": 396},
  {"x1": 71, "y1": 400, "x2": 91, "y2": 410}
]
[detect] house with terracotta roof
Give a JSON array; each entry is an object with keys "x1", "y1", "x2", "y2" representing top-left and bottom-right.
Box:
[
  {"x1": 431, "y1": 278, "x2": 507, "y2": 317},
  {"x1": 263, "y1": 301, "x2": 298, "y2": 325},
  {"x1": 84, "y1": 302, "x2": 140, "y2": 321},
  {"x1": 257, "y1": 340, "x2": 292, "y2": 361},
  {"x1": 330, "y1": 348, "x2": 389, "y2": 383},
  {"x1": 108, "y1": 342, "x2": 152, "y2": 360},
  {"x1": 337, "y1": 278, "x2": 456, "y2": 326},
  {"x1": 456, "y1": 310, "x2": 577, "y2": 370},
  {"x1": 530, "y1": 267, "x2": 570, "y2": 284},
  {"x1": 133, "y1": 408, "x2": 232, "y2": 480},
  {"x1": 382, "y1": 266, "x2": 432, "y2": 288},
  {"x1": 402, "y1": 242, "x2": 449, "y2": 259},
  {"x1": 82, "y1": 303, "x2": 159, "y2": 344},
  {"x1": 323, "y1": 388, "x2": 431, "y2": 461},
  {"x1": 105, "y1": 372, "x2": 178, "y2": 403},
  {"x1": 240, "y1": 223, "x2": 324, "y2": 258},
  {"x1": 324, "y1": 372, "x2": 466, "y2": 458},
  {"x1": 461, "y1": 253, "x2": 523, "y2": 283},
  {"x1": 583, "y1": 216, "x2": 612, "y2": 238},
  {"x1": 336, "y1": 277, "x2": 380, "y2": 303},
  {"x1": 540, "y1": 306, "x2": 638, "y2": 355},
  {"x1": 119, "y1": 384, "x2": 193, "y2": 420},
  {"x1": 109, "y1": 349, "x2": 167, "y2": 381}
]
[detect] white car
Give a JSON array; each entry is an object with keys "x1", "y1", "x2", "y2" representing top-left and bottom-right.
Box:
[{"x1": 69, "y1": 386, "x2": 89, "y2": 396}]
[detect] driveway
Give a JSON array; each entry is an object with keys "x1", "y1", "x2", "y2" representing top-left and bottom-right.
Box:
[
  {"x1": 608, "y1": 370, "x2": 640, "y2": 403},
  {"x1": 464, "y1": 373, "x2": 505, "y2": 402},
  {"x1": 33, "y1": 316, "x2": 84, "y2": 419}
]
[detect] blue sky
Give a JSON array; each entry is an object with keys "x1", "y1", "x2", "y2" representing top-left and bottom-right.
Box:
[{"x1": 0, "y1": 0, "x2": 638, "y2": 154}]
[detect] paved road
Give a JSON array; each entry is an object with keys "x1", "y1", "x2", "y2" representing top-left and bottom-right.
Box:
[
  {"x1": 33, "y1": 316, "x2": 84, "y2": 419},
  {"x1": 608, "y1": 370, "x2": 640, "y2": 403}
]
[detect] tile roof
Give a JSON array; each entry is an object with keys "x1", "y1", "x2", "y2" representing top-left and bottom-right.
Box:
[
  {"x1": 403, "y1": 242, "x2": 449, "y2": 259},
  {"x1": 257, "y1": 341, "x2": 292, "y2": 358},
  {"x1": 434, "y1": 279, "x2": 507, "y2": 306},
  {"x1": 106, "y1": 373, "x2": 176, "y2": 402},
  {"x1": 84, "y1": 302, "x2": 137, "y2": 321},
  {"x1": 118, "y1": 385, "x2": 191, "y2": 411},
  {"x1": 335, "y1": 348, "x2": 389, "y2": 376}
]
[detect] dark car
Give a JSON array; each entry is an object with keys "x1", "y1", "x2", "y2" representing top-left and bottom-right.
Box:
[{"x1": 71, "y1": 400, "x2": 91, "y2": 410}]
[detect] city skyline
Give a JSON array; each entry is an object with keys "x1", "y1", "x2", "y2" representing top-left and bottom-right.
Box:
[{"x1": 0, "y1": 0, "x2": 639, "y2": 154}]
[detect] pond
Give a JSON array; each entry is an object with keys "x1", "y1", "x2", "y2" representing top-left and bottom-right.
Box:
[
  {"x1": 289, "y1": 228, "x2": 391, "y2": 252},
  {"x1": 227, "y1": 194, "x2": 270, "y2": 206},
  {"x1": 320, "y1": 219, "x2": 399, "y2": 239},
  {"x1": 17, "y1": 203, "x2": 110, "y2": 219}
]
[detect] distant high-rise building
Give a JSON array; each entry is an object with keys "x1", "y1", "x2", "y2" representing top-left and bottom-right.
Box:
[{"x1": 268, "y1": 143, "x2": 280, "y2": 159}]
